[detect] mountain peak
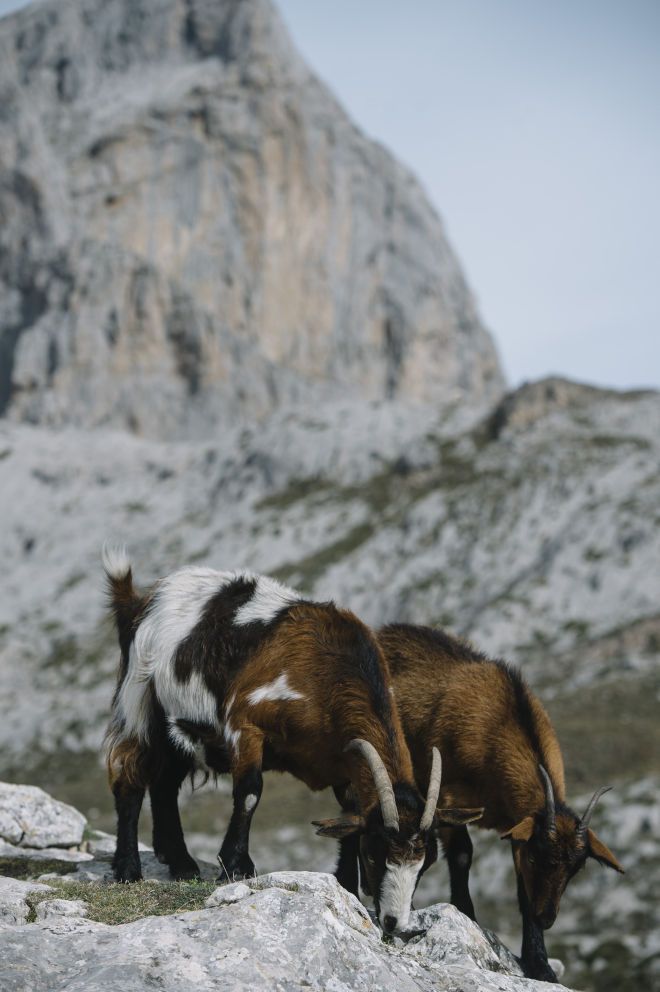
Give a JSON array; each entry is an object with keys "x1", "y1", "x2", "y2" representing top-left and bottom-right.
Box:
[{"x1": 0, "y1": 0, "x2": 504, "y2": 437}]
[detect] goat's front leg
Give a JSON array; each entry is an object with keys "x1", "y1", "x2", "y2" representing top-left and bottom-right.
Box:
[
  {"x1": 332, "y1": 784, "x2": 360, "y2": 896},
  {"x1": 217, "y1": 727, "x2": 264, "y2": 882},
  {"x1": 516, "y1": 869, "x2": 558, "y2": 982},
  {"x1": 150, "y1": 748, "x2": 200, "y2": 880},
  {"x1": 439, "y1": 824, "x2": 476, "y2": 921},
  {"x1": 112, "y1": 779, "x2": 145, "y2": 882}
]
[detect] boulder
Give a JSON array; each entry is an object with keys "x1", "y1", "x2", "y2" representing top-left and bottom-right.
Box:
[
  {"x1": 0, "y1": 783, "x2": 86, "y2": 850},
  {"x1": 0, "y1": 869, "x2": 572, "y2": 991}
]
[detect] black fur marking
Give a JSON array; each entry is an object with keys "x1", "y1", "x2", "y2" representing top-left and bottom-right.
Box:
[
  {"x1": 393, "y1": 782, "x2": 424, "y2": 816},
  {"x1": 171, "y1": 577, "x2": 295, "y2": 699},
  {"x1": 174, "y1": 718, "x2": 217, "y2": 742}
]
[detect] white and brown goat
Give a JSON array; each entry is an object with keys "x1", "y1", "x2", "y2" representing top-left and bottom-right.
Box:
[{"x1": 102, "y1": 547, "x2": 480, "y2": 934}]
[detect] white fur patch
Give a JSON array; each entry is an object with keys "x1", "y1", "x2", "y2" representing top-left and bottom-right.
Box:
[
  {"x1": 233, "y1": 575, "x2": 301, "y2": 626},
  {"x1": 116, "y1": 643, "x2": 152, "y2": 741},
  {"x1": 223, "y1": 723, "x2": 241, "y2": 755},
  {"x1": 116, "y1": 567, "x2": 237, "y2": 740},
  {"x1": 112, "y1": 566, "x2": 303, "y2": 751},
  {"x1": 222, "y1": 693, "x2": 240, "y2": 756},
  {"x1": 102, "y1": 542, "x2": 131, "y2": 580},
  {"x1": 167, "y1": 717, "x2": 197, "y2": 756},
  {"x1": 247, "y1": 673, "x2": 304, "y2": 706},
  {"x1": 244, "y1": 794, "x2": 258, "y2": 813},
  {"x1": 378, "y1": 858, "x2": 425, "y2": 932}
]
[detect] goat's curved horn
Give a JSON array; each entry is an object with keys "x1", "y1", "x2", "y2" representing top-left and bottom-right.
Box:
[
  {"x1": 420, "y1": 747, "x2": 442, "y2": 831},
  {"x1": 580, "y1": 786, "x2": 611, "y2": 831},
  {"x1": 539, "y1": 765, "x2": 556, "y2": 836},
  {"x1": 345, "y1": 739, "x2": 399, "y2": 831}
]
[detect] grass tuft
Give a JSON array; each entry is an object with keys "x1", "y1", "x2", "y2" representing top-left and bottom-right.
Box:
[
  {"x1": 0, "y1": 856, "x2": 78, "y2": 879},
  {"x1": 27, "y1": 878, "x2": 216, "y2": 926}
]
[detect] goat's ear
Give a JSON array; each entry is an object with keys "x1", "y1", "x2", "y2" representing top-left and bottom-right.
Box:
[
  {"x1": 586, "y1": 828, "x2": 624, "y2": 873},
  {"x1": 434, "y1": 807, "x2": 484, "y2": 828},
  {"x1": 312, "y1": 814, "x2": 366, "y2": 839},
  {"x1": 500, "y1": 816, "x2": 535, "y2": 842}
]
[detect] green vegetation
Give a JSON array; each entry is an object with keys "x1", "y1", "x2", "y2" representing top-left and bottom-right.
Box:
[
  {"x1": 275, "y1": 522, "x2": 375, "y2": 591},
  {"x1": 124, "y1": 501, "x2": 148, "y2": 514},
  {"x1": 61, "y1": 572, "x2": 86, "y2": 591},
  {"x1": 589, "y1": 434, "x2": 651, "y2": 451},
  {"x1": 0, "y1": 857, "x2": 77, "y2": 879},
  {"x1": 256, "y1": 476, "x2": 332, "y2": 512},
  {"x1": 26, "y1": 879, "x2": 216, "y2": 926},
  {"x1": 562, "y1": 619, "x2": 591, "y2": 642}
]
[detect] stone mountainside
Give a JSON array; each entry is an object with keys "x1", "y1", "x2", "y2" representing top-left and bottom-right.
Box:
[
  {"x1": 0, "y1": 784, "x2": 572, "y2": 992},
  {"x1": 0, "y1": 379, "x2": 659, "y2": 990},
  {"x1": 0, "y1": 0, "x2": 503, "y2": 437},
  {"x1": 0, "y1": 1, "x2": 657, "y2": 990}
]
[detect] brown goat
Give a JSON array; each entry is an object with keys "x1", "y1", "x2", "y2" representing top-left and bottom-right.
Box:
[
  {"x1": 338, "y1": 623, "x2": 623, "y2": 981},
  {"x1": 102, "y1": 549, "x2": 479, "y2": 933}
]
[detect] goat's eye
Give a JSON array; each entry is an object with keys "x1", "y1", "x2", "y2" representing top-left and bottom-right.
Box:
[
  {"x1": 367, "y1": 856, "x2": 375, "y2": 866},
  {"x1": 528, "y1": 854, "x2": 536, "y2": 865}
]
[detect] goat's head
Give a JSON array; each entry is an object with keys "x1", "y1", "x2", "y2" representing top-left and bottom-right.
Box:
[
  {"x1": 502, "y1": 765, "x2": 624, "y2": 929},
  {"x1": 314, "y1": 741, "x2": 482, "y2": 934}
]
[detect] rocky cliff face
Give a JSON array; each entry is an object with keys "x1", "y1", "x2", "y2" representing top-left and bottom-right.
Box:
[{"x1": 0, "y1": 0, "x2": 503, "y2": 437}]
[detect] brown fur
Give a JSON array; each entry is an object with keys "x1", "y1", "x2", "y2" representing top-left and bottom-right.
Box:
[
  {"x1": 106, "y1": 736, "x2": 151, "y2": 790},
  {"x1": 380, "y1": 625, "x2": 564, "y2": 830},
  {"x1": 378, "y1": 622, "x2": 623, "y2": 978},
  {"x1": 212, "y1": 604, "x2": 414, "y2": 814}
]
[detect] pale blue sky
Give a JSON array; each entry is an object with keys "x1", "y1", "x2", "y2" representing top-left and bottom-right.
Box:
[{"x1": 2, "y1": 0, "x2": 658, "y2": 390}]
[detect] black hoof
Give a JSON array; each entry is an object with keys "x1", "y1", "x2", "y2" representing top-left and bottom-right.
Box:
[
  {"x1": 216, "y1": 855, "x2": 255, "y2": 883},
  {"x1": 112, "y1": 862, "x2": 143, "y2": 883},
  {"x1": 521, "y1": 959, "x2": 558, "y2": 984},
  {"x1": 170, "y1": 857, "x2": 201, "y2": 881},
  {"x1": 112, "y1": 853, "x2": 142, "y2": 882}
]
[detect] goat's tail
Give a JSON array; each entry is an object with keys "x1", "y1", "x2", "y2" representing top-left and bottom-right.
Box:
[{"x1": 102, "y1": 543, "x2": 145, "y2": 648}]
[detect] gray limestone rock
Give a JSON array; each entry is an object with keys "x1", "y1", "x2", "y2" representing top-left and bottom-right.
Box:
[
  {"x1": 34, "y1": 897, "x2": 88, "y2": 921},
  {"x1": 0, "y1": 0, "x2": 504, "y2": 438},
  {"x1": 0, "y1": 783, "x2": 86, "y2": 849},
  {"x1": 0, "y1": 876, "x2": 52, "y2": 927},
  {"x1": 0, "y1": 867, "x2": 572, "y2": 992}
]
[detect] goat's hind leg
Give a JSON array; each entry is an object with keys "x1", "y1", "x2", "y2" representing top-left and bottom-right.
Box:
[
  {"x1": 110, "y1": 743, "x2": 147, "y2": 883},
  {"x1": 150, "y1": 746, "x2": 200, "y2": 880}
]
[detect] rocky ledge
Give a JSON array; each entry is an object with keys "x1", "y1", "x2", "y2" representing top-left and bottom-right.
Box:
[{"x1": 0, "y1": 782, "x2": 570, "y2": 991}]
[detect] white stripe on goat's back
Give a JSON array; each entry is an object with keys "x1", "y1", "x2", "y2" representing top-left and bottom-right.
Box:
[
  {"x1": 233, "y1": 575, "x2": 301, "y2": 626},
  {"x1": 378, "y1": 857, "x2": 425, "y2": 931},
  {"x1": 121, "y1": 567, "x2": 236, "y2": 737},
  {"x1": 247, "y1": 673, "x2": 304, "y2": 707}
]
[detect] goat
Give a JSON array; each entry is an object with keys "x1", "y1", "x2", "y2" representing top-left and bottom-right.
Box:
[
  {"x1": 102, "y1": 548, "x2": 481, "y2": 934},
  {"x1": 337, "y1": 623, "x2": 623, "y2": 980}
]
